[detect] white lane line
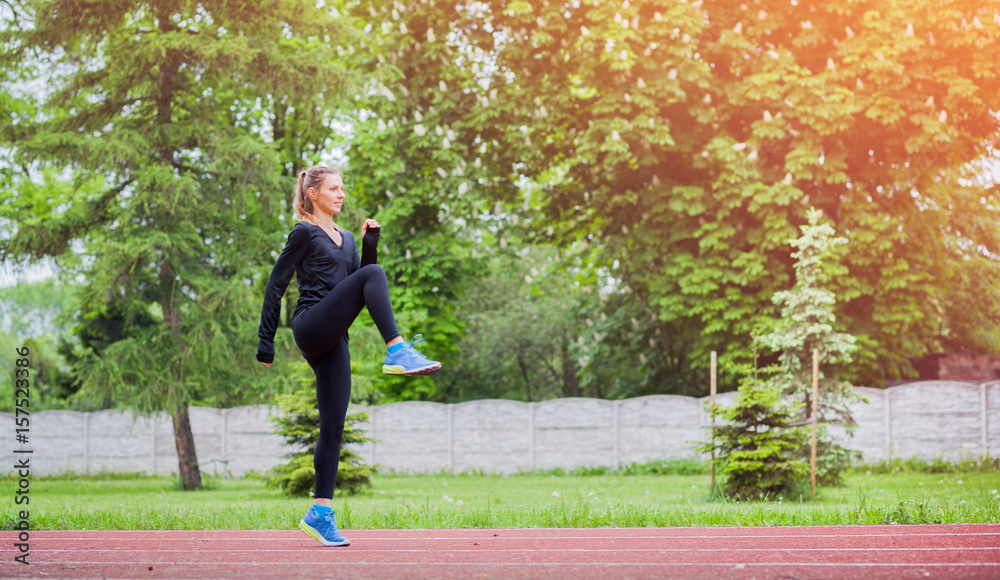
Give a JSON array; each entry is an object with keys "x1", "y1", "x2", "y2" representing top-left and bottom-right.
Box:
[
  {"x1": 24, "y1": 561, "x2": 1000, "y2": 567},
  {"x1": 21, "y1": 532, "x2": 1000, "y2": 541},
  {"x1": 27, "y1": 547, "x2": 1000, "y2": 553}
]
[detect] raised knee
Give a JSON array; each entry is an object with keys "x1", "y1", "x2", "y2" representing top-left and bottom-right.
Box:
[{"x1": 362, "y1": 264, "x2": 386, "y2": 278}]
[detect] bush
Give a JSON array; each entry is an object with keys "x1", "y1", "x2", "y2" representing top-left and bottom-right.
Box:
[
  {"x1": 265, "y1": 385, "x2": 377, "y2": 496},
  {"x1": 699, "y1": 377, "x2": 809, "y2": 500},
  {"x1": 616, "y1": 457, "x2": 710, "y2": 476},
  {"x1": 859, "y1": 456, "x2": 1000, "y2": 474},
  {"x1": 799, "y1": 427, "x2": 864, "y2": 487}
]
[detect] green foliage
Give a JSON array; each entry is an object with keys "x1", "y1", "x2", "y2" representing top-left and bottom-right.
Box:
[
  {"x1": 0, "y1": 0, "x2": 374, "y2": 489},
  {"x1": 4, "y1": 0, "x2": 999, "y2": 414},
  {"x1": 364, "y1": 0, "x2": 1000, "y2": 391},
  {"x1": 437, "y1": 246, "x2": 588, "y2": 401},
  {"x1": 334, "y1": 0, "x2": 501, "y2": 401},
  {"x1": 860, "y1": 456, "x2": 1000, "y2": 475},
  {"x1": 0, "y1": 0, "x2": 373, "y2": 409},
  {"x1": 757, "y1": 210, "x2": 866, "y2": 487},
  {"x1": 539, "y1": 458, "x2": 711, "y2": 477},
  {"x1": 759, "y1": 208, "x2": 863, "y2": 425},
  {"x1": 0, "y1": 280, "x2": 81, "y2": 411},
  {"x1": 699, "y1": 370, "x2": 809, "y2": 500},
  {"x1": 265, "y1": 362, "x2": 377, "y2": 496},
  {"x1": 614, "y1": 457, "x2": 711, "y2": 477},
  {"x1": 804, "y1": 427, "x2": 864, "y2": 488}
]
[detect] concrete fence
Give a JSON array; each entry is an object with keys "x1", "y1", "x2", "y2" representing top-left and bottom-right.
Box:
[{"x1": 3, "y1": 381, "x2": 997, "y2": 477}]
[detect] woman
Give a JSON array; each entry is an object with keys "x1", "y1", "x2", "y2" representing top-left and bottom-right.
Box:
[{"x1": 256, "y1": 165, "x2": 440, "y2": 547}]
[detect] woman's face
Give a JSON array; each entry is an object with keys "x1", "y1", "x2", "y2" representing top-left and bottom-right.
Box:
[{"x1": 309, "y1": 173, "x2": 345, "y2": 216}]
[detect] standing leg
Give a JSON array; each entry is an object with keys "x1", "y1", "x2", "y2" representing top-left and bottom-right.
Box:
[
  {"x1": 312, "y1": 338, "x2": 352, "y2": 500},
  {"x1": 298, "y1": 338, "x2": 353, "y2": 547}
]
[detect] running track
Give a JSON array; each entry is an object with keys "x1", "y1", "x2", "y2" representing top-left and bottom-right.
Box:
[{"x1": 2, "y1": 524, "x2": 999, "y2": 579}]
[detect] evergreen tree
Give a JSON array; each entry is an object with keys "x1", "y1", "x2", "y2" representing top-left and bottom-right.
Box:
[
  {"x1": 759, "y1": 208, "x2": 862, "y2": 427},
  {"x1": 758, "y1": 208, "x2": 865, "y2": 484},
  {"x1": 699, "y1": 360, "x2": 808, "y2": 500},
  {"x1": 266, "y1": 361, "x2": 376, "y2": 497}
]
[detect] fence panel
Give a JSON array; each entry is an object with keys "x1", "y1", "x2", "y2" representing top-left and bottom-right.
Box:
[{"x1": 4, "y1": 381, "x2": 998, "y2": 476}]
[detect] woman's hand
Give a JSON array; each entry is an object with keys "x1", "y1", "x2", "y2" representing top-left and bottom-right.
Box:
[{"x1": 361, "y1": 218, "x2": 380, "y2": 239}]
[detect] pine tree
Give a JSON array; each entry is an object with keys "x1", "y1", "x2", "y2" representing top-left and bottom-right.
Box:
[
  {"x1": 699, "y1": 358, "x2": 808, "y2": 500},
  {"x1": 266, "y1": 361, "x2": 377, "y2": 497},
  {"x1": 759, "y1": 208, "x2": 865, "y2": 485},
  {"x1": 759, "y1": 208, "x2": 862, "y2": 427}
]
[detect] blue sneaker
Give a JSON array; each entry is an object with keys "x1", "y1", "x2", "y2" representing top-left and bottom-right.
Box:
[
  {"x1": 383, "y1": 334, "x2": 442, "y2": 376},
  {"x1": 299, "y1": 506, "x2": 350, "y2": 547}
]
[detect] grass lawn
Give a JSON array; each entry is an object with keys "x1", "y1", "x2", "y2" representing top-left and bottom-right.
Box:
[{"x1": 5, "y1": 467, "x2": 1000, "y2": 530}]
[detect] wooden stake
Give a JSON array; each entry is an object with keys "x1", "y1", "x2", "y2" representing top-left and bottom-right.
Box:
[
  {"x1": 811, "y1": 349, "x2": 819, "y2": 496},
  {"x1": 710, "y1": 350, "x2": 717, "y2": 491}
]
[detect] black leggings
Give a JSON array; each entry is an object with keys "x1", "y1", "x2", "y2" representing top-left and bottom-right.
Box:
[{"x1": 291, "y1": 264, "x2": 401, "y2": 499}]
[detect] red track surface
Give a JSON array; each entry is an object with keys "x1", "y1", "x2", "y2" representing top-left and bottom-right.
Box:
[{"x1": 3, "y1": 525, "x2": 999, "y2": 579}]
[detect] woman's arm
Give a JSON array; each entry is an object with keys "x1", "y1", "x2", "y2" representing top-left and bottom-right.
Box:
[
  {"x1": 257, "y1": 224, "x2": 310, "y2": 365},
  {"x1": 360, "y1": 218, "x2": 380, "y2": 268}
]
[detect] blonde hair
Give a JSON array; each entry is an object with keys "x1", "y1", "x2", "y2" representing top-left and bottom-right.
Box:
[{"x1": 293, "y1": 165, "x2": 342, "y2": 227}]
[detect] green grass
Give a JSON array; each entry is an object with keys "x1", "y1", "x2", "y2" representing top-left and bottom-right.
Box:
[{"x1": 3, "y1": 466, "x2": 999, "y2": 530}]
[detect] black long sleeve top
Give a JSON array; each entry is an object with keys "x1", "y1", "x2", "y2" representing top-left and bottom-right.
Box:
[{"x1": 256, "y1": 221, "x2": 379, "y2": 364}]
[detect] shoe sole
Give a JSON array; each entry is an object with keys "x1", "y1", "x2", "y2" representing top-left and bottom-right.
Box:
[
  {"x1": 299, "y1": 519, "x2": 350, "y2": 547},
  {"x1": 383, "y1": 362, "x2": 442, "y2": 376}
]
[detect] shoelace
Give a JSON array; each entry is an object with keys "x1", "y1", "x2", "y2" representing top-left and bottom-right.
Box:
[
  {"x1": 406, "y1": 334, "x2": 428, "y2": 357},
  {"x1": 323, "y1": 511, "x2": 339, "y2": 528}
]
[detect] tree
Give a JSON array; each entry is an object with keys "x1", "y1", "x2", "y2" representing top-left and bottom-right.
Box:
[
  {"x1": 0, "y1": 0, "x2": 367, "y2": 488},
  {"x1": 759, "y1": 208, "x2": 861, "y2": 426},
  {"x1": 758, "y1": 208, "x2": 865, "y2": 485},
  {"x1": 437, "y1": 245, "x2": 585, "y2": 402},
  {"x1": 333, "y1": 0, "x2": 502, "y2": 400},
  {"x1": 266, "y1": 361, "x2": 377, "y2": 497},
  {"x1": 372, "y1": 0, "x2": 1000, "y2": 390},
  {"x1": 698, "y1": 363, "x2": 808, "y2": 500},
  {"x1": 0, "y1": 279, "x2": 79, "y2": 410}
]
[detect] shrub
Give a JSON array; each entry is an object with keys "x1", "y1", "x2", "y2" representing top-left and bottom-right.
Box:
[
  {"x1": 700, "y1": 376, "x2": 809, "y2": 500},
  {"x1": 802, "y1": 427, "x2": 863, "y2": 487},
  {"x1": 265, "y1": 383, "x2": 377, "y2": 496}
]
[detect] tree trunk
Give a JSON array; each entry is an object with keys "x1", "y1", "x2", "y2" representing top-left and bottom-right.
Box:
[
  {"x1": 516, "y1": 349, "x2": 533, "y2": 402},
  {"x1": 159, "y1": 258, "x2": 200, "y2": 490},
  {"x1": 561, "y1": 333, "x2": 580, "y2": 397},
  {"x1": 172, "y1": 403, "x2": 202, "y2": 490}
]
